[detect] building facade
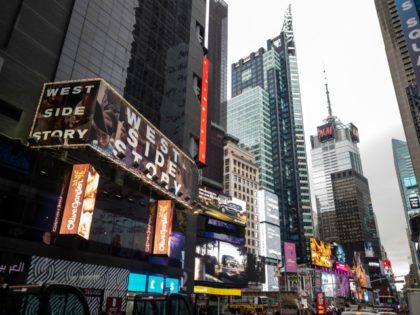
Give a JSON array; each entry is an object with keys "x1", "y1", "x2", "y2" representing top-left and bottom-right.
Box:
[
  {"x1": 310, "y1": 112, "x2": 363, "y2": 242},
  {"x1": 227, "y1": 87, "x2": 274, "y2": 193},
  {"x1": 0, "y1": 0, "x2": 227, "y2": 312},
  {"x1": 375, "y1": 0, "x2": 420, "y2": 190},
  {"x1": 229, "y1": 6, "x2": 312, "y2": 262},
  {"x1": 331, "y1": 170, "x2": 382, "y2": 261},
  {"x1": 392, "y1": 138, "x2": 420, "y2": 274},
  {"x1": 223, "y1": 136, "x2": 259, "y2": 255}
]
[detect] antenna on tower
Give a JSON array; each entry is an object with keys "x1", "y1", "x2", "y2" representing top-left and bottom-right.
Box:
[{"x1": 324, "y1": 67, "x2": 333, "y2": 118}]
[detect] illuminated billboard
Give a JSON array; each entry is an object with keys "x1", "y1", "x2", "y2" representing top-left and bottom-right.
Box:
[
  {"x1": 144, "y1": 201, "x2": 157, "y2": 254},
  {"x1": 310, "y1": 238, "x2": 332, "y2": 268},
  {"x1": 284, "y1": 242, "x2": 297, "y2": 273},
  {"x1": 349, "y1": 123, "x2": 359, "y2": 143},
  {"x1": 56, "y1": 164, "x2": 99, "y2": 240},
  {"x1": 331, "y1": 242, "x2": 346, "y2": 266},
  {"x1": 198, "y1": 187, "x2": 246, "y2": 225},
  {"x1": 153, "y1": 200, "x2": 174, "y2": 256},
  {"x1": 29, "y1": 79, "x2": 198, "y2": 208},
  {"x1": 194, "y1": 238, "x2": 248, "y2": 287},
  {"x1": 354, "y1": 252, "x2": 369, "y2": 289},
  {"x1": 317, "y1": 123, "x2": 334, "y2": 142},
  {"x1": 198, "y1": 55, "x2": 209, "y2": 165},
  {"x1": 409, "y1": 194, "x2": 420, "y2": 209}
]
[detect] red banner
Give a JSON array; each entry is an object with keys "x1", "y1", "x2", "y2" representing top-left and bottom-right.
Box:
[
  {"x1": 153, "y1": 200, "x2": 174, "y2": 255},
  {"x1": 316, "y1": 292, "x2": 326, "y2": 315},
  {"x1": 198, "y1": 55, "x2": 209, "y2": 165}
]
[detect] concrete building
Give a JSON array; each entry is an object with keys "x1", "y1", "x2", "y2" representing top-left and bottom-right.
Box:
[
  {"x1": 310, "y1": 82, "x2": 363, "y2": 243},
  {"x1": 375, "y1": 0, "x2": 420, "y2": 190},
  {"x1": 223, "y1": 136, "x2": 260, "y2": 255}
]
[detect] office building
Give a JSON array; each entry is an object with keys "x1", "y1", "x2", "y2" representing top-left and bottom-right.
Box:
[
  {"x1": 392, "y1": 138, "x2": 420, "y2": 274},
  {"x1": 310, "y1": 82, "x2": 363, "y2": 242},
  {"x1": 201, "y1": 0, "x2": 228, "y2": 191},
  {"x1": 223, "y1": 136, "x2": 259, "y2": 255},
  {"x1": 0, "y1": 1, "x2": 228, "y2": 312},
  {"x1": 227, "y1": 87, "x2": 274, "y2": 193},
  {"x1": 229, "y1": 6, "x2": 312, "y2": 262},
  {"x1": 375, "y1": 0, "x2": 420, "y2": 188},
  {"x1": 331, "y1": 170, "x2": 382, "y2": 261}
]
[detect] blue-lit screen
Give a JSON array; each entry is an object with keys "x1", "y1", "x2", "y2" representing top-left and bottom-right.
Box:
[
  {"x1": 165, "y1": 278, "x2": 180, "y2": 293},
  {"x1": 128, "y1": 273, "x2": 147, "y2": 292},
  {"x1": 148, "y1": 275, "x2": 164, "y2": 293}
]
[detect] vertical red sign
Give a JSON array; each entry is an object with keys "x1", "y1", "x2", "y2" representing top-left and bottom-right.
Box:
[
  {"x1": 198, "y1": 55, "x2": 209, "y2": 165},
  {"x1": 316, "y1": 292, "x2": 326, "y2": 315}
]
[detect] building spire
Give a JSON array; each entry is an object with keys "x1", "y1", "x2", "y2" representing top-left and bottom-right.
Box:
[{"x1": 324, "y1": 68, "x2": 333, "y2": 118}]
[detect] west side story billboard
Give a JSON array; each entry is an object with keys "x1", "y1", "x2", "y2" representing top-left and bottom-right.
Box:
[{"x1": 28, "y1": 79, "x2": 198, "y2": 209}]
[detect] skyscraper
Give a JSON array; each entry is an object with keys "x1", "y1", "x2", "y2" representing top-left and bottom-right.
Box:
[
  {"x1": 392, "y1": 138, "x2": 420, "y2": 274},
  {"x1": 310, "y1": 81, "x2": 363, "y2": 243},
  {"x1": 375, "y1": 0, "x2": 420, "y2": 188},
  {"x1": 331, "y1": 170, "x2": 382, "y2": 261},
  {"x1": 227, "y1": 87, "x2": 274, "y2": 193},
  {"x1": 229, "y1": 6, "x2": 312, "y2": 262},
  {"x1": 0, "y1": 2, "x2": 227, "y2": 309}
]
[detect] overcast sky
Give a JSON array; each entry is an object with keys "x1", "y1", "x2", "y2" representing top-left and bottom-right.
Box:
[{"x1": 225, "y1": 0, "x2": 411, "y2": 281}]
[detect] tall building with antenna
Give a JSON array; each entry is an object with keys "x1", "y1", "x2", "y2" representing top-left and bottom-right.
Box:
[
  {"x1": 229, "y1": 5, "x2": 312, "y2": 263},
  {"x1": 310, "y1": 73, "x2": 364, "y2": 242}
]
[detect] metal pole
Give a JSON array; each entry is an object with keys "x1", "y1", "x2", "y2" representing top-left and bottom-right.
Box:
[{"x1": 217, "y1": 296, "x2": 220, "y2": 315}]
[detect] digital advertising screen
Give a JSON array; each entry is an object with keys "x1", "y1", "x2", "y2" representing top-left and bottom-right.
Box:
[
  {"x1": 127, "y1": 273, "x2": 180, "y2": 294},
  {"x1": 331, "y1": 242, "x2": 346, "y2": 265},
  {"x1": 198, "y1": 187, "x2": 246, "y2": 225},
  {"x1": 310, "y1": 238, "x2": 332, "y2": 268},
  {"x1": 317, "y1": 123, "x2": 335, "y2": 142},
  {"x1": 128, "y1": 273, "x2": 147, "y2": 292},
  {"x1": 147, "y1": 275, "x2": 164, "y2": 293},
  {"x1": 321, "y1": 273, "x2": 335, "y2": 297},
  {"x1": 29, "y1": 79, "x2": 197, "y2": 208},
  {"x1": 335, "y1": 275, "x2": 350, "y2": 298},
  {"x1": 194, "y1": 238, "x2": 248, "y2": 287}
]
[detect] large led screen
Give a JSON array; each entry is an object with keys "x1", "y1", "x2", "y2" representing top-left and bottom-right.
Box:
[
  {"x1": 321, "y1": 273, "x2": 335, "y2": 297},
  {"x1": 198, "y1": 188, "x2": 246, "y2": 225},
  {"x1": 29, "y1": 79, "x2": 198, "y2": 208},
  {"x1": 194, "y1": 238, "x2": 247, "y2": 287},
  {"x1": 310, "y1": 238, "x2": 332, "y2": 268}
]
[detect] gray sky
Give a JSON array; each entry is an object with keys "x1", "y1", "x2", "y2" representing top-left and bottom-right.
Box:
[{"x1": 226, "y1": 0, "x2": 411, "y2": 280}]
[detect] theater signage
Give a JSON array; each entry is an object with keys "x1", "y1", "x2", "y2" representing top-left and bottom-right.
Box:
[
  {"x1": 54, "y1": 164, "x2": 100, "y2": 240},
  {"x1": 29, "y1": 79, "x2": 198, "y2": 208}
]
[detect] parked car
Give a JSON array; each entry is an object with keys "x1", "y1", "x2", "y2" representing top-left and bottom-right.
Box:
[{"x1": 219, "y1": 202, "x2": 243, "y2": 217}]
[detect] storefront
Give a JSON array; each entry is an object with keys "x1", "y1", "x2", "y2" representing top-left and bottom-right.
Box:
[{"x1": 0, "y1": 79, "x2": 199, "y2": 314}]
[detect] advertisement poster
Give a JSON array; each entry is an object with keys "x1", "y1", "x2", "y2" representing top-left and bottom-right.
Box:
[
  {"x1": 260, "y1": 223, "x2": 281, "y2": 260},
  {"x1": 335, "y1": 275, "x2": 350, "y2": 298},
  {"x1": 153, "y1": 200, "x2": 174, "y2": 255},
  {"x1": 316, "y1": 292, "x2": 326, "y2": 315},
  {"x1": 364, "y1": 241, "x2": 374, "y2": 258},
  {"x1": 321, "y1": 273, "x2": 335, "y2": 297},
  {"x1": 29, "y1": 79, "x2": 197, "y2": 208},
  {"x1": 144, "y1": 202, "x2": 157, "y2": 254},
  {"x1": 57, "y1": 164, "x2": 99, "y2": 240},
  {"x1": 310, "y1": 238, "x2": 332, "y2": 268},
  {"x1": 284, "y1": 242, "x2": 297, "y2": 273},
  {"x1": 354, "y1": 252, "x2": 369, "y2": 289},
  {"x1": 383, "y1": 260, "x2": 393, "y2": 276},
  {"x1": 194, "y1": 238, "x2": 248, "y2": 286},
  {"x1": 198, "y1": 187, "x2": 246, "y2": 225}
]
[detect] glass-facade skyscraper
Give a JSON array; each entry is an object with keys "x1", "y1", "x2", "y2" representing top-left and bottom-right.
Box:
[
  {"x1": 227, "y1": 87, "x2": 274, "y2": 192},
  {"x1": 392, "y1": 138, "x2": 420, "y2": 275},
  {"x1": 229, "y1": 6, "x2": 312, "y2": 263}
]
